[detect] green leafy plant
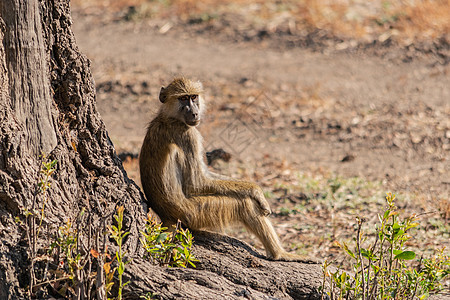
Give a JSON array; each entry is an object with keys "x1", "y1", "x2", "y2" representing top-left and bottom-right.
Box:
[
  {"x1": 46, "y1": 212, "x2": 95, "y2": 299},
  {"x1": 22, "y1": 156, "x2": 172, "y2": 299},
  {"x1": 322, "y1": 193, "x2": 450, "y2": 299},
  {"x1": 22, "y1": 155, "x2": 58, "y2": 296},
  {"x1": 48, "y1": 218, "x2": 82, "y2": 296},
  {"x1": 37, "y1": 155, "x2": 57, "y2": 235},
  {"x1": 54, "y1": 219, "x2": 80, "y2": 279},
  {"x1": 141, "y1": 214, "x2": 198, "y2": 268},
  {"x1": 108, "y1": 206, "x2": 130, "y2": 300}
]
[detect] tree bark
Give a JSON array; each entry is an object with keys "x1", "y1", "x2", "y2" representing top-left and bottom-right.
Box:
[
  {"x1": 125, "y1": 232, "x2": 324, "y2": 300},
  {"x1": 1, "y1": 1, "x2": 146, "y2": 298},
  {"x1": 1, "y1": 0, "x2": 57, "y2": 157},
  {"x1": 0, "y1": 1, "x2": 324, "y2": 299}
]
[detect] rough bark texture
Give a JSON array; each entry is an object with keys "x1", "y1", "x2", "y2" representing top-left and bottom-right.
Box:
[
  {"x1": 0, "y1": 1, "x2": 146, "y2": 298},
  {"x1": 0, "y1": 1, "x2": 323, "y2": 299},
  {"x1": 126, "y1": 232, "x2": 323, "y2": 300}
]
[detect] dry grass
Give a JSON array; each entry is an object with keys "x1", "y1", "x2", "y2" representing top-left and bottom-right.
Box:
[{"x1": 72, "y1": 0, "x2": 450, "y2": 45}]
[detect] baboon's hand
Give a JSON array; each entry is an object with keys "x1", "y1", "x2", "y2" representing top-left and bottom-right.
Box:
[{"x1": 251, "y1": 187, "x2": 271, "y2": 216}]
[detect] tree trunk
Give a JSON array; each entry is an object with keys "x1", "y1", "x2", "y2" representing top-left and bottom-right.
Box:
[
  {"x1": 0, "y1": 1, "x2": 146, "y2": 298},
  {"x1": 0, "y1": 1, "x2": 324, "y2": 299}
]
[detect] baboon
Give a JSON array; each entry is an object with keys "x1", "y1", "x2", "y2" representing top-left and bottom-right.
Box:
[{"x1": 139, "y1": 77, "x2": 316, "y2": 262}]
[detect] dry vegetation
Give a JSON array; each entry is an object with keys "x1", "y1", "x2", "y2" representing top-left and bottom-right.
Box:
[{"x1": 73, "y1": 0, "x2": 449, "y2": 48}]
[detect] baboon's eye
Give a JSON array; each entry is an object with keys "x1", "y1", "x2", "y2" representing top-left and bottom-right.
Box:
[
  {"x1": 178, "y1": 96, "x2": 188, "y2": 101},
  {"x1": 191, "y1": 95, "x2": 197, "y2": 100}
]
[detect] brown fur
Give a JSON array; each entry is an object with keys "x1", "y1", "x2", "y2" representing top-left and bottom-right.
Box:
[{"x1": 139, "y1": 77, "x2": 318, "y2": 262}]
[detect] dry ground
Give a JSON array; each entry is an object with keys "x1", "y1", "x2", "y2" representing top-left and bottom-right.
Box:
[{"x1": 71, "y1": 0, "x2": 449, "y2": 272}]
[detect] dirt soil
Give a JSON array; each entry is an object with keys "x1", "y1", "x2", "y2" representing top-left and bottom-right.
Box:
[{"x1": 71, "y1": 4, "x2": 449, "y2": 269}]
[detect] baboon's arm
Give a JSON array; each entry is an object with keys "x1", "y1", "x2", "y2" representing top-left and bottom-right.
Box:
[
  {"x1": 204, "y1": 179, "x2": 260, "y2": 196},
  {"x1": 187, "y1": 179, "x2": 271, "y2": 215},
  {"x1": 191, "y1": 160, "x2": 265, "y2": 202}
]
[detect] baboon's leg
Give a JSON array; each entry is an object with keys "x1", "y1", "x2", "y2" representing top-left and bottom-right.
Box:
[
  {"x1": 185, "y1": 195, "x2": 284, "y2": 258},
  {"x1": 242, "y1": 214, "x2": 286, "y2": 259},
  {"x1": 244, "y1": 213, "x2": 322, "y2": 263},
  {"x1": 183, "y1": 195, "x2": 241, "y2": 231},
  {"x1": 183, "y1": 195, "x2": 319, "y2": 262}
]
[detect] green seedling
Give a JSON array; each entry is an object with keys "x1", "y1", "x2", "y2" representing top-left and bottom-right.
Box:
[
  {"x1": 141, "y1": 214, "x2": 198, "y2": 268},
  {"x1": 322, "y1": 193, "x2": 449, "y2": 299}
]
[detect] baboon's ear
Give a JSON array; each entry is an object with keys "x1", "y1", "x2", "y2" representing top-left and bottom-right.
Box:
[{"x1": 159, "y1": 87, "x2": 167, "y2": 103}]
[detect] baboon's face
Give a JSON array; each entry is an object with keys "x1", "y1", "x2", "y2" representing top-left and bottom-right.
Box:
[
  {"x1": 159, "y1": 78, "x2": 204, "y2": 126},
  {"x1": 177, "y1": 94, "x2": 201, "y2": 126}
]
